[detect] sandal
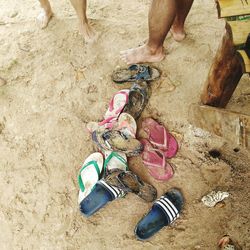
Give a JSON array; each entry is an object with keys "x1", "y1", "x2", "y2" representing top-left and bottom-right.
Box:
[
  {"x1": 113, "y1": 112, "x2": 137, "y2": 138},
  {"x1": 142, "y1": 118, "x2": 178, "y2": 158},
  {"x1": 103, "y1": 151, "x2": 128, "y2": 175},
  {"x1": 79, "y1": 179, "x2": 125, "y2": 217},
  {"x1": 123, "y1": 81, "x2": 150, "y2": 120},
  {"x1": 78, "y1": 152, "x2": 104, "y2": 204},
  {"x1": 86, "y1": 89, "x2": 129, "y2": 133},
  {"x1": 135, "y1": 188, "x2": 184, "y2": 240},
  {"x1": 104, "y1": 169, "x2": 157, "y2": 202},
  {"x1": 112, "y1": 64, "x2": 160, "y2": 83},
  {"x1": 92, "y1": 129, "x2": 143, "y2": 157},
  {"x1": 140, "y1": 139, "x2": 174, "y2": 181}
]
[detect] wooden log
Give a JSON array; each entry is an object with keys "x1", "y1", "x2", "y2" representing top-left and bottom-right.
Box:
[
  {"x1": 189, "y1": 104, "x2": 250, "y2": 149},
  {"x1": 216, "y1": 0, "x2": 250, "y2": 18},
  {"x1": 201, "y1": 23, "x2": 243, "y2": 107}
]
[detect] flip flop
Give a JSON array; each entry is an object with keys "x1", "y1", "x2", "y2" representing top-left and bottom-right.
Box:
[
  {"x1": 140, "y1": 139, "x2": 174, "y2": 181},
  {"x1": 104, "y1": 169, "x2": 157, "y2": 202},
  {"x1": 87, "y1": 112, "x2": 137, "y2": 136},
  {"x1": 142, "y1": 118, "x2": 178, "y2": 159},
  {"x1": 92, "y1": 129, "x2": 143, "y2": 157},
  {"x1": 79, "y1": 179, "x2": 125, "y2": 217},
  {"x1": 113, "y1": 112, "x2": 137, "y2": 138},
  {"x1": 123, "y1": 82, "x2": 150, "y2": 120},
  {"x1": 118, "y1": 171, "x2": 157, "y2": 202},
  {"x1": 78, "y1": 152, "x2": 104, "y2": 204},
  {"x1": 112, "y1": 64, "x2": 161, "y2": 83},
  {"x1": 103, "y1": 151, "x2": 128, "y2": 175},
  {"x1": 97, "y1": 89, "x2": 129, "y2": 129},
  {"x1": 134, "y1": 188, "x2": 184, "y2": 240}
]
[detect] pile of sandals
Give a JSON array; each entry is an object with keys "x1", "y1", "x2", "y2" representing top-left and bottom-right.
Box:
[{"x1": 77, "y1": 64, "x2": 184, "y2": 240}]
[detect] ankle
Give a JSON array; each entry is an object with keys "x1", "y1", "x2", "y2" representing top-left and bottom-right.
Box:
[
  {"x1": 146, "y1": 44, "x2": 163, "y2": 56},
  {"x1": 172, "y1": 21, "x2": 185, "y2": 33}
]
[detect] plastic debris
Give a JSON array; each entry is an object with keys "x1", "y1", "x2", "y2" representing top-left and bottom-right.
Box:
[
  {"x1": 218, "y1": 235, "x2": 242, "y2": 250},
  {"x1": 201, "y1": 191, "x2": 229, "y2": 207}
]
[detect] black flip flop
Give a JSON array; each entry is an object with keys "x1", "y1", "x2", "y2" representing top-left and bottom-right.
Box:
[
  {"x1": 112, "y1": 64, "x2": 161, "y2": 83},
  {"x1": 123, "y1": 81, "x2": 150, "y2": 120}
]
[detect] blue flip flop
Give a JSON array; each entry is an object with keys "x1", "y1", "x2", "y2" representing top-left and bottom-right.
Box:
[
  {"x1": 79, "y1": 180, "x2": 126, "y2": 217},
  {"x1": 134, "y1": 188, "x2": 184, "y2": 240}
]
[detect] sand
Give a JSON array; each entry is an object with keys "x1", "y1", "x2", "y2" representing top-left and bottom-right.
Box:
[{"x1": 0, "y1": 0, "x2": 250, "y2": 249}]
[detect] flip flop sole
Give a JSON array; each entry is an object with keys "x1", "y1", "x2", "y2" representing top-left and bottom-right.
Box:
[
  {"x1": 118, "y1": 171, "x2": 157, "y2": 202},
  {"x1": 123, "y1": 82, "x2": 149, "y2": 120},
  {"x1": 92, "y1": 129, "x2": 143, "y2": 157},
  {"x1": 114, "y1": 112, "x2": 137, "y2": 138},
  {"x1": 135, "y1": 188, "x2": 184, "y2": 240},
  {"x1": 78, "y1": 152, "x2": 103, "y2": 204},
  {"x1": 142, "y1": 118, "x2": 178, "y2": 158},
  {"x1": 104, "y1": 151, "x2": 128, "y2": 173},
  {"x1": 112, "y1": 65, "x2": 160, "y2": 83}
]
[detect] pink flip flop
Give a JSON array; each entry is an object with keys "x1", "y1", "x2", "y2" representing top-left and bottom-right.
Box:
[
  {"x1": 98, "y1": 89, "x2": 129, "y2": 129},
  {"x1": 140, "y1": 139, "x2": 174, "y2": 181},
  {"x1": 142, "y1": 118, "x2": 178, "y2": 159}
]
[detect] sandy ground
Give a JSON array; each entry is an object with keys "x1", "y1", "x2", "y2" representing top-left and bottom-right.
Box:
[{"x1": 0, "y1": 0, "x2": 250, "y2": 249}]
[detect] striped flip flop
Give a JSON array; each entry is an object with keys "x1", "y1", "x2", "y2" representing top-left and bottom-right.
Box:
[
  {"x1": 79, "y1": 179, "x2": 126, "y2": 217},
  {"x1": 135, "y1": 188, "x2": 184, "y2": 240}
]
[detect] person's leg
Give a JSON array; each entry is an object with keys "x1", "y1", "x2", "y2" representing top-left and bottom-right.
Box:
[
  {"x1": 171, "y1": 0, "x2": 194, "y2": 42},
  {"x1": 120, "y1": 0, "x2": 177, "y2": 64},
  {"x1": 70, "y1": 0, "x2": 96, "y2": 42},
  {"x1": 37, "y1": 0, "x2": 53, "y2": 29}
]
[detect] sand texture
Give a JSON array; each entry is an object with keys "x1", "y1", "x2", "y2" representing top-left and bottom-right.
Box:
[{"x1": 0, "y1": 0, "x2": 249, "y2": 249}]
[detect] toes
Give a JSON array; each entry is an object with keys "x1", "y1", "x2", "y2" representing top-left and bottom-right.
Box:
[
  {"x1": 37, "y1": 11, "x2": 52, "y2": 29},
  {"x1": 120, "y1": 53, "x2": 129, "y2": 62}
]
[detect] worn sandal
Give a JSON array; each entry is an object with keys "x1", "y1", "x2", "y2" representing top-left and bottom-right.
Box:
[
  {"x1": 104, "y1": 169, "x2": 157, "y2": 202},
  {"x1": 123, "y1": 81, "x2": 150, "y2": 120},
  {"x1": 112, "y1": 64, "x2": 160, "y2": 83},
  {"x1": 92, "y1": 129, "x2": 143, "y2": 157}
]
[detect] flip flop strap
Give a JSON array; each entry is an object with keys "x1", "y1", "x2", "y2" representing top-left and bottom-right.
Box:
[
  {"x1": 78, "y1": 160, "x2": 101, "y2": 192},
  {"x1": 142, "y1": 148, "x2": 166, "y2": 169},
  {"x1": 155, "y1": 196, "x2": 179, "y2": 223},
  {"x1": 104, "y1": 151, "x2": 128, "y2": 173},
  {"x1": 128, "y1": 64, "x2": 151, "y2": 80},
  {"x1": 108, "y1": 90, "x2": 129, "y2": 113},
  {"x1": 98, "y1": 116, "x2": 116, "y2": 126},
  {"x1": 149, "y1": 126, "x2": 168, "y2": 149}
]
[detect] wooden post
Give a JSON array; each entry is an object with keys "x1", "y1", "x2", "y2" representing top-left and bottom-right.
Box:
[{"x1": 201, "y1": 23, "x2": 243, "y2": 107}]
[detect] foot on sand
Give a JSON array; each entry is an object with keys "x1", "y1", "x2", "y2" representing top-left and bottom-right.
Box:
[
  {"x1": 37, "y1": 10, "x2": 53, "y2": 29},
  {"x1": 79, "y1": 22, "x2": 97, "y2": 43},
  {"x1": 120, "y1": 44, "x2": 165, "y2": 65}
]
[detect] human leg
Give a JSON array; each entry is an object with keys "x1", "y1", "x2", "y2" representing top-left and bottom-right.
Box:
[
  {"x1": 120, "y1": 0, "x2": 177, "y2": 64},
  {"x1": 70, "y1": 0, "x2": 96, "y2": 42},
  {"x1": 171, "y1": 0, "x2": 194, "y2": 41},
  {"x1": 37, "y1": 0, "x2": 53, "y2": 29}
]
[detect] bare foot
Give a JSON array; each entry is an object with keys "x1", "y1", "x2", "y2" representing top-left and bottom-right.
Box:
[
  {"x1": 37, "y1": 10, "x2": 53, "y2": 29},
  {"x1": 79, "y1": 22, "x2": 97, "y2": 43},
  {"x1": 120, "y1": 44, "x2": 165, "y2": 65},
  {"x1": 170, "y1": 25, "x2": 186, "y2": 42}
]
